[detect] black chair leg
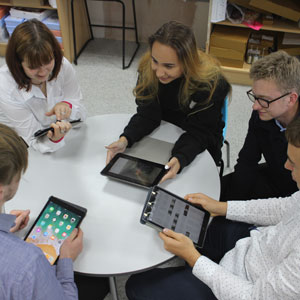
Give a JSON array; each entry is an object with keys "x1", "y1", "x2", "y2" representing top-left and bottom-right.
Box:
[
  {"x1": 224, "y1": 140, "x2": 230, "y2": 168},
  {"x1": 71, "y1": 0, "x2": 94, "y2": 65},
  {"x1": 71, "y1": 0, "x2": 140, "y2": 68}
]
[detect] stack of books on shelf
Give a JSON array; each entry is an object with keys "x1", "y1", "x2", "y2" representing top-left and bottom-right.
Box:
[
  {"x1": 2, "y1": 7, "x2": 62, "y2": 47},
  {"x1": 0, "y1": 6, "x2": 9, "y2": 42}
]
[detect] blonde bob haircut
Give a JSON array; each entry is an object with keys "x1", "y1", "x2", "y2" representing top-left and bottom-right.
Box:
[
  {"x1": 134, "y1": 21, "x2": 222, "y2": 107},
  {"x1": 6, "y1": 18, "x2": 63, "y2": 92}
]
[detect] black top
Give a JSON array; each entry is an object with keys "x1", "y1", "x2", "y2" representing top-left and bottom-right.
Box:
[
  {"x1": 231, "y1": 111, "x2": 298, "y2": 197},
  {"x1": 121, "y1": 76, "x2": 230, "y2": 169}
]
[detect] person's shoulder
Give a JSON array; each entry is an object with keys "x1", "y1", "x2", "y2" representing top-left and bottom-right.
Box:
[
  {"x1": 59, "y1": 57, "x2": 75, "y2": 76},
  {"x1": 0, "y1": 64, "x2": 15, "y2": 83},
  {"x1": 0, "y1": 65, "x2": 18, "y2": 94},
  {"x1": 62, "y1": 56, "x2": 72, "y2": 66},
  {"x1": 0, "y1": 232, "x2": 46, "y2": 274}
]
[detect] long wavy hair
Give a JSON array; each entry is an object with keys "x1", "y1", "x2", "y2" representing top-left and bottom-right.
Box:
[{"x1": 134, "y1": 21, "x2": 222, "y2": 107}]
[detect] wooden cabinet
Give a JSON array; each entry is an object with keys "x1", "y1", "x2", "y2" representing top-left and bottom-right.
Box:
[
  {"x1": 0, "y1": 0, "x2": 91, "y2": 63},
  {"x1": 206, "y1": 0, "x2": 300, "y2": 85}
]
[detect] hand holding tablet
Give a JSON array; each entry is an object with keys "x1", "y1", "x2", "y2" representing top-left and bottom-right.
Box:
[
  {"x1": 140, "y1": 186, "x2": 210, "y2": 248},
  {"x1": 24, "y1": 196, "x2": 87, "y2": 265}
]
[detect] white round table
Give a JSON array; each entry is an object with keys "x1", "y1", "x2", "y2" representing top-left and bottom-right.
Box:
[{"x1": 6, "y1": 114, "x2": 220, "y2": 298}]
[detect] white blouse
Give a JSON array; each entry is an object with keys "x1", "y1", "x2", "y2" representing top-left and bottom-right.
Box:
[
  {"x1": 0, "y1": 57, "x2": 86, "y2": 153},
  {"x1": 193, "y1": 191, "x2": 300, "y2": 300}
]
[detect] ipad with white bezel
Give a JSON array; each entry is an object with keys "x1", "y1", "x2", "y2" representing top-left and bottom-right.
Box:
[
  {"x1": 101, "y1": 153, "x2": 167, "y2": 188},
  {"x1": 140, "y1": 186, "x2": 210, "y2": 248}
]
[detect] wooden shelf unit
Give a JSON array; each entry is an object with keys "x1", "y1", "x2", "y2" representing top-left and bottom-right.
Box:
[
  {"x1": 206, "y1": 1, "x2": 300, "y2": 85},
  {"x1": 0, "y1": 0, "x2": 91, "y2": 63}
]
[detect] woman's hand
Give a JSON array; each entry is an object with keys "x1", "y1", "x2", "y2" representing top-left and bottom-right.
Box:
[
  {"x1": 159, "y1": 228, "x2": 201, "y2": 267},
  {"x1": 47, "y1": 121, "x2": 72, "y2": 142},
  {"x1": 160, "y1": 157, "x2": 180, "y2": 183},
  {"x1": 45, "y1": 102, "x2": 72, "y2": 120},
  {"x1": 184, "y1": 193, "x2": 227, "y2": 217},
  {"x1": 9, "y1": 209, "x2": 30, "y2": 233},
  {"x1": 105, "y1": 136, "x2": 128, "y2": 164}
]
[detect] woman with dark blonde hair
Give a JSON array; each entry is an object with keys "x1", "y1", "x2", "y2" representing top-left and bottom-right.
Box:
[
  {"x1": 0, "y1": 19, "x2": 86, "y2": 153},
  {"x1": 106, "y1": 21, "x2": 230, "y2": 182}
]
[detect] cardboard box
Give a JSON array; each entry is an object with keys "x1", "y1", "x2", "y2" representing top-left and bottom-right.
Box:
[
  {"x1": 228, "y1": 0, "x2": 269, "y2": 13},
  {"x1": 262, "y1": 14, "x2": 274, "y2": 25},
  {"x1": 12, "y1": 0, "x2": 46, "y2": 5},
  {"x1": 249, "y1": 0, "x2": 300, "y2": 22},
  {"x1": 210, "y1": 45, "x2": 245, "y2": 61},
  {"x1": 216, "y1": 57, "x2": 245, "y2": 68},
  {"x1": 278, "y1": 33, "x2": 300, "y2": 56},
  {"x1": 210, "y1": 25, "x2": 251, "y2": 52}
]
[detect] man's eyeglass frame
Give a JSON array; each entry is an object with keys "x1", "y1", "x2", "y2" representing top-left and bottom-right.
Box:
[{"x1": 246, "y1": 89, "x2": 291, "y2": 108}]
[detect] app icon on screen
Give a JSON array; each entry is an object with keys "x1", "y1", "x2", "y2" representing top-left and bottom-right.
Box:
[
  {"x1": 63, "y1": 214, "x2": 68, "y2": 220},
  {"x1": 32, "y1": 235, "x2": 36, "y2": 239},
  {"x1": 43, "y1": 232, "x2": 49, "y2": 236},
  {"x1": 41, "y1": 221, "x2": 46, "y2": 226},
  {"x1": 59, "y1": 221, "x2": 64, "y2": 226},
  {"x1": 70, "y1": 218, "x2": 76, "y2": 223},
  {"x1": 55, "y1": 228, "x2": 60, "y2": 234},
  {"x1": 56, "y1": 210, "x2": 61, "y2": 216},
  {"x1": 62, "y1": 232, "x2": 67, "y2": 237},
  {"x1": 52, "y1": 218, "x2": 57, "y2": 222},
  {"x1": 36, "y1": 227, "x2": 41, "y2": 233},
  {"x1": 48, "y1": 224, "x2": 52, "y2": 229},
  {"x1": 49, "y1": 207, "x2": 54, "y2": 212},
  {"x1": 45, "y1": 214, "x2": 50, "y2": 219},
  {"x1": 50, "y1": 235, "x2": 55, "y2": 240},
  {"x1": 66, "y1": 225, "x2": 71, "y2": 230}
]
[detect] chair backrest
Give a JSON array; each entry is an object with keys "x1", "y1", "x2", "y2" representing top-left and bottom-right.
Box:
[{"x1": 221, "y1": 95, "x2": 229, "y2": 141}]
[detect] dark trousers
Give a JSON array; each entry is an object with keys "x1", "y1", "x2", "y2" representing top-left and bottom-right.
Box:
[
  {"x1": 220, "y1": 163, "x2": 296, "y2": 201},
  {"x1": 126, "y1": 217, "x2": 252, "y2": 300},
  {"x1": 74, "y1": 273, "x2": 109, "y2": 300}
]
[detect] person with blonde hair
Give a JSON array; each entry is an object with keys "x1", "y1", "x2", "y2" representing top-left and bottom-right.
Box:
[
  {"x1": 106, "y1": 21, "x2": 230, "y2": 182},
  {"x1": 126, "y1": 116, "x2": 300, "y2": 300},
  {"x1": 221, "y1": 50, "x2": 300, "y2": 202},
  {"x1": 0, "y1": 19, "x2": 86, "y2": 153}
]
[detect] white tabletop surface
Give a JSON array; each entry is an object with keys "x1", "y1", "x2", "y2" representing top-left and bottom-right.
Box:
[{"x1": 5, "y1": 114, "x2": 220, "y2": 276}]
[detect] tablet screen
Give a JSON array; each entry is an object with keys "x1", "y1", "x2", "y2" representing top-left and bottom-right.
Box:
[
  {"x1": 101, "y1": 153, "x2": 166, "y2": 188},
  {"x1": 25, "y1": 200, "x2": 83, "y2": 265},
  {"x1": 141, "y1": 186, "x2": 210, "y2": 247}
]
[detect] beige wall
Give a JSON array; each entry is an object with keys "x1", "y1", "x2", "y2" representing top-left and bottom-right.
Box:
[{"x1": 87, "y1": 0, "x2": 209, "y2": 49}]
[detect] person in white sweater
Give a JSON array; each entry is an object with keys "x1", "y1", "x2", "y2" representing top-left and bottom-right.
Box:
[
  {"x1": 126, "y1": 117, "x2": 300, "y2": 299},
  {"x1": 0, "y1": 19, "x2": 86, "y2": 153}
]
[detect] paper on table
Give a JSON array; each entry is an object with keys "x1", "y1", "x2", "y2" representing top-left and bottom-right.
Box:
[{"x1": 211, "y1": 0, "x2": 227, "y2": 23}]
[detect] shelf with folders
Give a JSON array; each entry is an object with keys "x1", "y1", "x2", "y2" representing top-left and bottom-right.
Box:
[{"x1": 0, "y1": 0, "x2": 91, "y2": 63}]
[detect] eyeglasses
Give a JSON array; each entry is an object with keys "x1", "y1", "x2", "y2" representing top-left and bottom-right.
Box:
[{"x1": 246, "y1": 89, "x2": 291, "y2": 108}]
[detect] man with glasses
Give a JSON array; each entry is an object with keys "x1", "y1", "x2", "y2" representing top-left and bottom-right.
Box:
[
  {"x1": 221, "y1": 50, "x2": 300, "y2": 201},
  {"x1": 126, "y1": 116, "x2": 300, "y2": 300}
]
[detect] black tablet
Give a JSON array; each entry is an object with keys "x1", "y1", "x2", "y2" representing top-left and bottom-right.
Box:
[
  {"x1": 24, "y1": 196, "x2": 87, "y2": 265},
  {"x1": 140, "y1": 186, "x2": 210, "y2": 248},
  {"x1": 101, "y1": 153, "x2": 167, "y2": 188},
  {"x1": 33, "y1": 119, "x2": 82, "y2": 138}
]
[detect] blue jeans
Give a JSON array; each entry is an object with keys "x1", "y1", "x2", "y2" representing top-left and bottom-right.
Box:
[{"x1": 126, "y1": 217, "x2": 252, "y2": 300}]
